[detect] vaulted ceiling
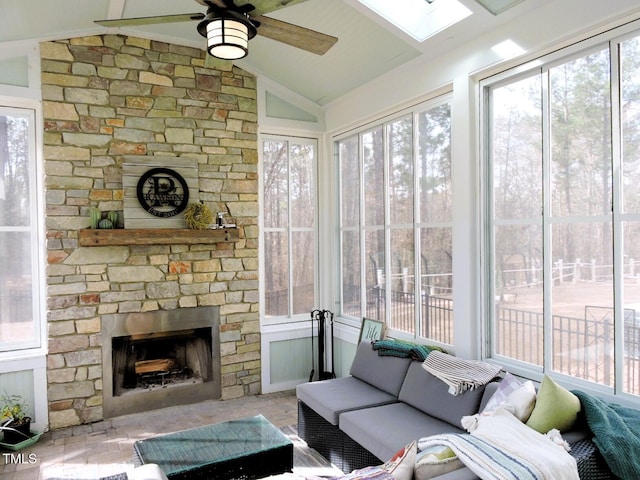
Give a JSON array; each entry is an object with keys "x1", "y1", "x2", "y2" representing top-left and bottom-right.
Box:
[{"x1": 1, "y1": 0, "x2": 639, "y2": 106}]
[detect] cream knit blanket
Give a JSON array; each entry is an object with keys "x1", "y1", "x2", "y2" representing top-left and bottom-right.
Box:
[{"x1": 418, "y1": 408, "x2": 579, "y2": 480}]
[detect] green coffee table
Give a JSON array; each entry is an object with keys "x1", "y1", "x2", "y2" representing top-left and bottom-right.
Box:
[{"x1": 133, "y1": 414, "x2": 293, "y2": 480}]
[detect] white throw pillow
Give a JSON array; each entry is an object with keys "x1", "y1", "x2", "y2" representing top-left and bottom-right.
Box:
[
  {"x1": 414, "y1": 445, "x2": 464, "y2": 480},
  {"x1": 501, "y1": 380, "x2": 537, "y2": 422},
  {"x1": 329, "y1": 441, "x2": 416, "y2": 480},
  {"x1": 382, "y1": 440, "x2": 417, "y2": 480},
  {"x1": 482, "y1": 372, "x2": 522, "y2": 413}
]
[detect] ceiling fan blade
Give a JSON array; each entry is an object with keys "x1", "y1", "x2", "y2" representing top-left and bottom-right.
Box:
[
  {"x1": 255, "y1": 15, "x2": 337, "y2": 55},
  {"x1": 194, "y1": 0, "x2": 309, "y2": 17},
  {"x1": 95, "y1": 13, "x2": 204, "y2": 28}
]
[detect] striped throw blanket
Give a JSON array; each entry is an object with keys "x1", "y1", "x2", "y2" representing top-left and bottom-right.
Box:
[
  {"x1": 422, "y1": 351, "x2": 502, "y2": 395},
  {"x1": 418, "y1": 408, "x2": 579, "y2": 480}
]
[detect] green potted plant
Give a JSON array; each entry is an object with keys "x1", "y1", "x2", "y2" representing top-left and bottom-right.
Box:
[{"x1": 0, "y1": 393, "x2": 31, "y2": 444}]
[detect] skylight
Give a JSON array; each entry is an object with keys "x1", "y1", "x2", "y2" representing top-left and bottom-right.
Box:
[{"x1": 358, "y1": 0, "x2": 472, "y2": 42}]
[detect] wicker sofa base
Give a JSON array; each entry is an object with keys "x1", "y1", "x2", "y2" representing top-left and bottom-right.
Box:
[
  {"x1": 570, "y1": 439, "x2": 613, "y2": 480},
  {"x1": 299, "y1": 400, "x2": 613, "y2": 479},
  {"x1": 298, "y1": 400, "x2": 348, "y2": 471},
  {"x1": 298, "y1": 400, "x2": 386, "y2": 473}
]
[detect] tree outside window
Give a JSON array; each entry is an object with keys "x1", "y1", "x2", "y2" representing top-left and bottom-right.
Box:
[
  {"x1": 262, "y1": 137, "x2": 317, "y2": 320},
  {"x1": 338, "y1": 99, "x2": 453, "y2": 344},
  {"x1": 0, "y1": 107, "x2": 40, "y2": 352},
  {"x1": 485, "y1": 33, "x2": 640, "y2": 397}
]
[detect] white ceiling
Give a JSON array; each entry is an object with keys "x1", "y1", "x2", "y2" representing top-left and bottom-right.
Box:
[{"x1": 0, "y1": 0, "x2": 637, "y2": 106}]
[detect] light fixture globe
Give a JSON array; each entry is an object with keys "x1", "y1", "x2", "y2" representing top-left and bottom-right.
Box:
[{"x1": 197, "y1": 9, "x2": 257, "y2": 60}]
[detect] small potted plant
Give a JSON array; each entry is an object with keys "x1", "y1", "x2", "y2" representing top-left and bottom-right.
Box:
[{"x1": 0, "y1": 393, "x2": 31, "y2": 444}]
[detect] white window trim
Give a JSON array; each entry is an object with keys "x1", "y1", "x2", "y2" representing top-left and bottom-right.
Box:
[
  {"x1": 0, "y1": 42, "x2": 48, "y2": 431},
  {"x1": 335, "y1": 94, "x2": 454, "y2": 346},
  {"x1": 258, "y1": 132, "x2": 320, "y2": 327},
  {"x1": 0, "y1": 99, "x2": 46, "y2": 359},
  {"x1": 479, "y1": 20, "x2": 640, "y2": 406}
]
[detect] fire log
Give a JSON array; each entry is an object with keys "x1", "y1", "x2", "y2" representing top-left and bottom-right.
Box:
[{"x1": 135, "y1": 359, "x2": 175, "y2": 374}]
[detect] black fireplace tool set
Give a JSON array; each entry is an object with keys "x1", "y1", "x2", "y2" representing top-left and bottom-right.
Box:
[{"x1": 309, "y1": 309, "x2": 336, "y2": 382}]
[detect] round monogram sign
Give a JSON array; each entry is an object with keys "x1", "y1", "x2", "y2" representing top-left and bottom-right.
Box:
[{"x1": 136, "y1": 167, "x2": 189, "y2": 218}]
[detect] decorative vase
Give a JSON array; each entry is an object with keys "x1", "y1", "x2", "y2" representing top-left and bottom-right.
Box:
[{"x1": 3, "y1": 418, "x2": 31, "y2": 444}]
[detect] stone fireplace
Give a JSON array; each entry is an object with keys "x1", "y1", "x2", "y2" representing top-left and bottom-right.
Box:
[
  {"x1": 102, "y1": 307, "x2": 220, "y2": 417},
  {"x1": 42, "y1": 34, "x2": 261, "y2": 430}
]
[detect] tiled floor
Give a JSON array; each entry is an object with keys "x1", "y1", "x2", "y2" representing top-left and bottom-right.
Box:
[{"x1": 1, "y1": 391, "x2": 303, "y2": 480}]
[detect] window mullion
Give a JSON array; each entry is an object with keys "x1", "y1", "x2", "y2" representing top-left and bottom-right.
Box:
[
  {"x1": 482, "y1": 86, "x2": 495, "y2": 358},
  {"x1": 542, "y1": 68, "x2": 553, "y2": 373},
  {"x1": 383, "y1": 123, "x2": 391, "y2": 328},
  {"x1": 610, "y1": 38, "x2": 624, "y2": 395},
  {"x1": 359, "y1": 135, "x2": 367, "y2": 319},
  {"x1": 286, "y1": 141, "x2": 294, "y2": 318},
  {"x1": 413, "y1": 113, "x2": 422, "y2": 338}
]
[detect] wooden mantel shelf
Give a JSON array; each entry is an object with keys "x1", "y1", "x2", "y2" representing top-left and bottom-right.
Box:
[{"x1": 79, "y1": 228, "x2": 239, "y2": 246}]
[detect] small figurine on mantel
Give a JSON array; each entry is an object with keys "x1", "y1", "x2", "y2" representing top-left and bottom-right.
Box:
[{"x1": 213, "y1": 211, "x2": 236, "y2": 229}]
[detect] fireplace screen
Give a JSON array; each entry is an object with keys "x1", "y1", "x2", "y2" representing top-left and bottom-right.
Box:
[{"x1": 112, "y1": 327, "x2": 213, "y2": 396}]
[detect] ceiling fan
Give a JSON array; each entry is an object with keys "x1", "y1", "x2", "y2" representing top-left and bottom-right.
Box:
[{"x1": 95, "y1": 0, "x2": 338, "y2": 60}]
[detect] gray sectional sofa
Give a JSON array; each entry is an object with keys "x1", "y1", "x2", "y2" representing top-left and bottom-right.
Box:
[{"x1": 296, "y1": 340, "x2": 611, "y2": 479}]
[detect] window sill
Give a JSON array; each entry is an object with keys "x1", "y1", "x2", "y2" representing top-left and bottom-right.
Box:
[{"x1": 78, "y1": 228, "x2": 239, "y2": 246}]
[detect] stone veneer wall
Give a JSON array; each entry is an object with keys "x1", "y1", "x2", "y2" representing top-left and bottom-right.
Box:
[{"x1": 41, "y1": 35, "x2": 260, "y2": 429}]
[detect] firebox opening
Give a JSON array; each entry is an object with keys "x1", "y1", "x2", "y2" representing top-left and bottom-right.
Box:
[{"x1": 112, "y1": 327, "x2": 213, "y2": 397}]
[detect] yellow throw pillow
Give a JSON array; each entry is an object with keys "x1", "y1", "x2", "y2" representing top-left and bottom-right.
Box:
[{"x1": 525, "y1": 375, "x2": 581, "y2": 433}]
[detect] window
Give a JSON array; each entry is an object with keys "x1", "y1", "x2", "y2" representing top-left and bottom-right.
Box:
[
  {"x1": 262, "y1": 136, "x2": 317, "y2": 320},
  {"x1": 0, "y1": 106, "x2": 41, "y2": 352},
  {"x1": 338, "y1": 98, "x2": 453, "y2": 344},
  {"x1": 358, "y1": 0, "x2": 471, "y2": 42},
  {"x1": 483, "y1": 30, "x2": 640, "y2": 397}
]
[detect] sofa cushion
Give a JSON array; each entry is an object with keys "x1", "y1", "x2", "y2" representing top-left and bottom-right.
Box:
[
  {"x1": 296, "y1": 376, "x2": 398, "y2": 425},
  {"x1": 350, "y1": 340, "x2": 413, "y2": 396},
  {"x1": 339, "y1": 402, "x2": 463, "y2": 462},
  {"x1": 482, "y1": 374, "x2": 537, "y2": 423},
  {"x1": 481, "y1": 372, "x2": 522, "y2": 412},
  {"x1": 398, "y1": 362, "x2": 487, "y2": 428},
  {"x1": 526, "y1": 374, "x2": 581, "y2": 433},
  {"x1": 478, "y1": 381, "x2": 499, "y2": 412}
]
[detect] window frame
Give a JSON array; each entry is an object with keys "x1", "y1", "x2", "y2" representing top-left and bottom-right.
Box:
[
  {"x1": 480, "y1": 21, "x2": 640, "y2": 403},
  {"x1": 259, "y1": 134, "x2": 319, "y2": 325},
  {"x1": 335, "y1": 94, "x2": 453, "y2": 345},
  {"x1": 0, "y1": 101, "x2": 45, "y2": 357}
]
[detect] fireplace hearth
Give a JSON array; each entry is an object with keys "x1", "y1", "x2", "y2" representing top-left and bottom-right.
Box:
[{"x1": 102, "y1": 307, "x2": 220, "y2": 417}]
